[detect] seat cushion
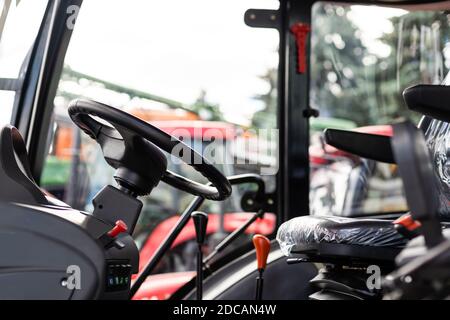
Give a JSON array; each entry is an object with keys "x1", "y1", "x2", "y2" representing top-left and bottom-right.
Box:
[{"x1": 276, "y1": 216, "x2": 408, "y2": 257}]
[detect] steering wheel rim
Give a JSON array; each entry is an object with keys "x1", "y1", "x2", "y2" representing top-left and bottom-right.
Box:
[{"x1": 68, "y1": 99, "x2": 232, "y2": 201}]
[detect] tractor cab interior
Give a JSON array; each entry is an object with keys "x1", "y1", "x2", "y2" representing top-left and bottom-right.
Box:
[{"x1": 2, "y1": 0, "x2": 450, "y2": 301}]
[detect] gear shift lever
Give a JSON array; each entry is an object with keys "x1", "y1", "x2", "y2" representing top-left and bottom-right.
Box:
[
  {"x1": 252, "y1": 234, "x2": 270, "y2": 300},
  {"x1": 191, "y1": 211, "x2": 208, "y2": 300}
]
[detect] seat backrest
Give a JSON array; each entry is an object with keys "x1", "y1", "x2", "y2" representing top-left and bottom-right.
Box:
[
  {"x1": 392, "y1": 121, "x2": 444, "y2": 247},
  {"x1": 391, "y1": 122, "x2": 439, "y2": 222},
  {"x1": 0, "y1": 125, "x2": 49, "y2": 205}
]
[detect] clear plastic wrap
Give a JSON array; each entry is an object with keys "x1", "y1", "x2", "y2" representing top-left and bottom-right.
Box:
[
  {"x1": 276, "y1": 215, "x2": 407, "y2": 256},
  {"x1": 425, "y1": 119, "x2": 450, "y2": 217}
]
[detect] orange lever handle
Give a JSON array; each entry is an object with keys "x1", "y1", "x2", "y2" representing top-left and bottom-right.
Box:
[{"x1": 252, "y1": 234, "x2": 271, "y2": 270}]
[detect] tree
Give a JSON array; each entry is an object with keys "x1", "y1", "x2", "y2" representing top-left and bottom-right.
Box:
[
  {"x1": 309, "y1": 3, "x2": 371, "y2": 126},
  {"x1": 309, "y1": 4, "x2": 450, "y2": 126},
  {"x1": 191, "y1": 89, "x2": 224, "y2": 121},
  {"x1": 251, "y1": 67, "x2": 277, "y2": 129},
  {"x1": 373, "y1": 11, "x2": 450, "y2": 124}
]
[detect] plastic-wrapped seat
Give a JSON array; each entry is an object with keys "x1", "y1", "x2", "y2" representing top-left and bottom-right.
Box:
[
  {"x1": 277, "y1": 111, "x2": 450, "y2": 264},
  {"x1": 277, "y1": 216, "x2": 408, "y2": 262},
  {"x1": 276, "y1": 118, "x2": 450, "y2": 263}
]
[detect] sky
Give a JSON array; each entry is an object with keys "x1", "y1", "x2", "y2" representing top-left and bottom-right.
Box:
[{"x1": 63, "y1": 0, "x2": 280, "y2": 126}]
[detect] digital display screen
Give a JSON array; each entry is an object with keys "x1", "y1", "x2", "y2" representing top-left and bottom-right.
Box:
[{"x1": 105, "y1": 261, "x2": 132, "y2": 292}]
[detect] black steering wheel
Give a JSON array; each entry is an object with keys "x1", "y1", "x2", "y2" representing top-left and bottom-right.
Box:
[{"x1": 68, "y1": 99, "x2": 232, "y2": 201}]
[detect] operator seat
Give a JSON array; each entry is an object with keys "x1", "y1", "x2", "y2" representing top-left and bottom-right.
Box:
[
  {"x1": 276, "y1": 211, "x2": 410, "y2": 299},
  {"x1": 277, "y1": 215, "x2": 407, "y2": 262},
  {"x1": 277, "y1": 85, "x2": 450, "y2": 299},
  {"x1": 278, "y1": 121, "x2": 416, "y2": 263},
  {"x1": 278, "y1": 118, "x2": 447, "y2": 263}
]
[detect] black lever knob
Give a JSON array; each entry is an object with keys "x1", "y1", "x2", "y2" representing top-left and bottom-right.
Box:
[
  {"x1": 191, "y1": 211, "x2": 208, "y2": 300},
  {"x1": 192, "y1": 211, "x2": 208, "y2": 245}
]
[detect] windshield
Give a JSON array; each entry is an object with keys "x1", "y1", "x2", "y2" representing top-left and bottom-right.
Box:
[
  {"x1": 40, "y1": 0, "x2": 279, "y2": 277},
  {"x1": 310, "y1": 2, "x2": 450, "y2": 217}
]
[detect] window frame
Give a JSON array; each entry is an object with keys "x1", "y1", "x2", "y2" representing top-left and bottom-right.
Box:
[{"x1": 21, "y1": 0, "x2": 83, "y2": 182}]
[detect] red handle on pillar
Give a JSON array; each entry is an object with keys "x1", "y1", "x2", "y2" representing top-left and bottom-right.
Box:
[{"x1": 291, "y1": 23, "x2": 311, "y2": 74}]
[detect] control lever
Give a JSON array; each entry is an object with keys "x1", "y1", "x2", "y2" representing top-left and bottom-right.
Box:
[
  {"x1": 384, "y1": 238, "x2": 450, "y2": 299},
  {"x1": 98, "y1": 220, "x2": 128, "y2": 249},
  {"x1": 107, "y1": 220, "x2": 128, "y2": 237},
  {"x1": 192, "y1": 211, "x2": 208, "y2": 300},
  {"x1": 252, "y1": 234, "x2": 270, "y2": 300},
  {"x1": 130, "y1": 174, "x2": 267, "y2": 298}
]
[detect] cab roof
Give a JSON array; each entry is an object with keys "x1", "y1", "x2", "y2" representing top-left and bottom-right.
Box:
[{"x1": 327, "y1": 0, "x2": 448, "y2": 4}]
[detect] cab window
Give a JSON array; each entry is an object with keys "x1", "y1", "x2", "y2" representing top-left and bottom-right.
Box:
[
  {"x1": 42, "y1": 0, "x2": 279, "y2": 274},
  {"x1": 0, "y1": 0, "x2": 48, "y2": 126},
  {"x1": 309, "y1": 2, "x2": 450, "y2": 216}
]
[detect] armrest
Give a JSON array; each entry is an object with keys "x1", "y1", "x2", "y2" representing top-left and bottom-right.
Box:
[{"x1": 324, "y1": 128, "x2": 395, "y2": 163}]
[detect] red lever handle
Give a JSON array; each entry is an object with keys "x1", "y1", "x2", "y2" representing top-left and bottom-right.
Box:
[
  {"x1": 394, "y1": 214, "x2": 421, "y2": 231},
  {"x1": 253, "y1": 234, "x2": 271, "y2": 270},
  {"x1": 107, "y1": 220, "x2": 128, "y2": 238}
]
